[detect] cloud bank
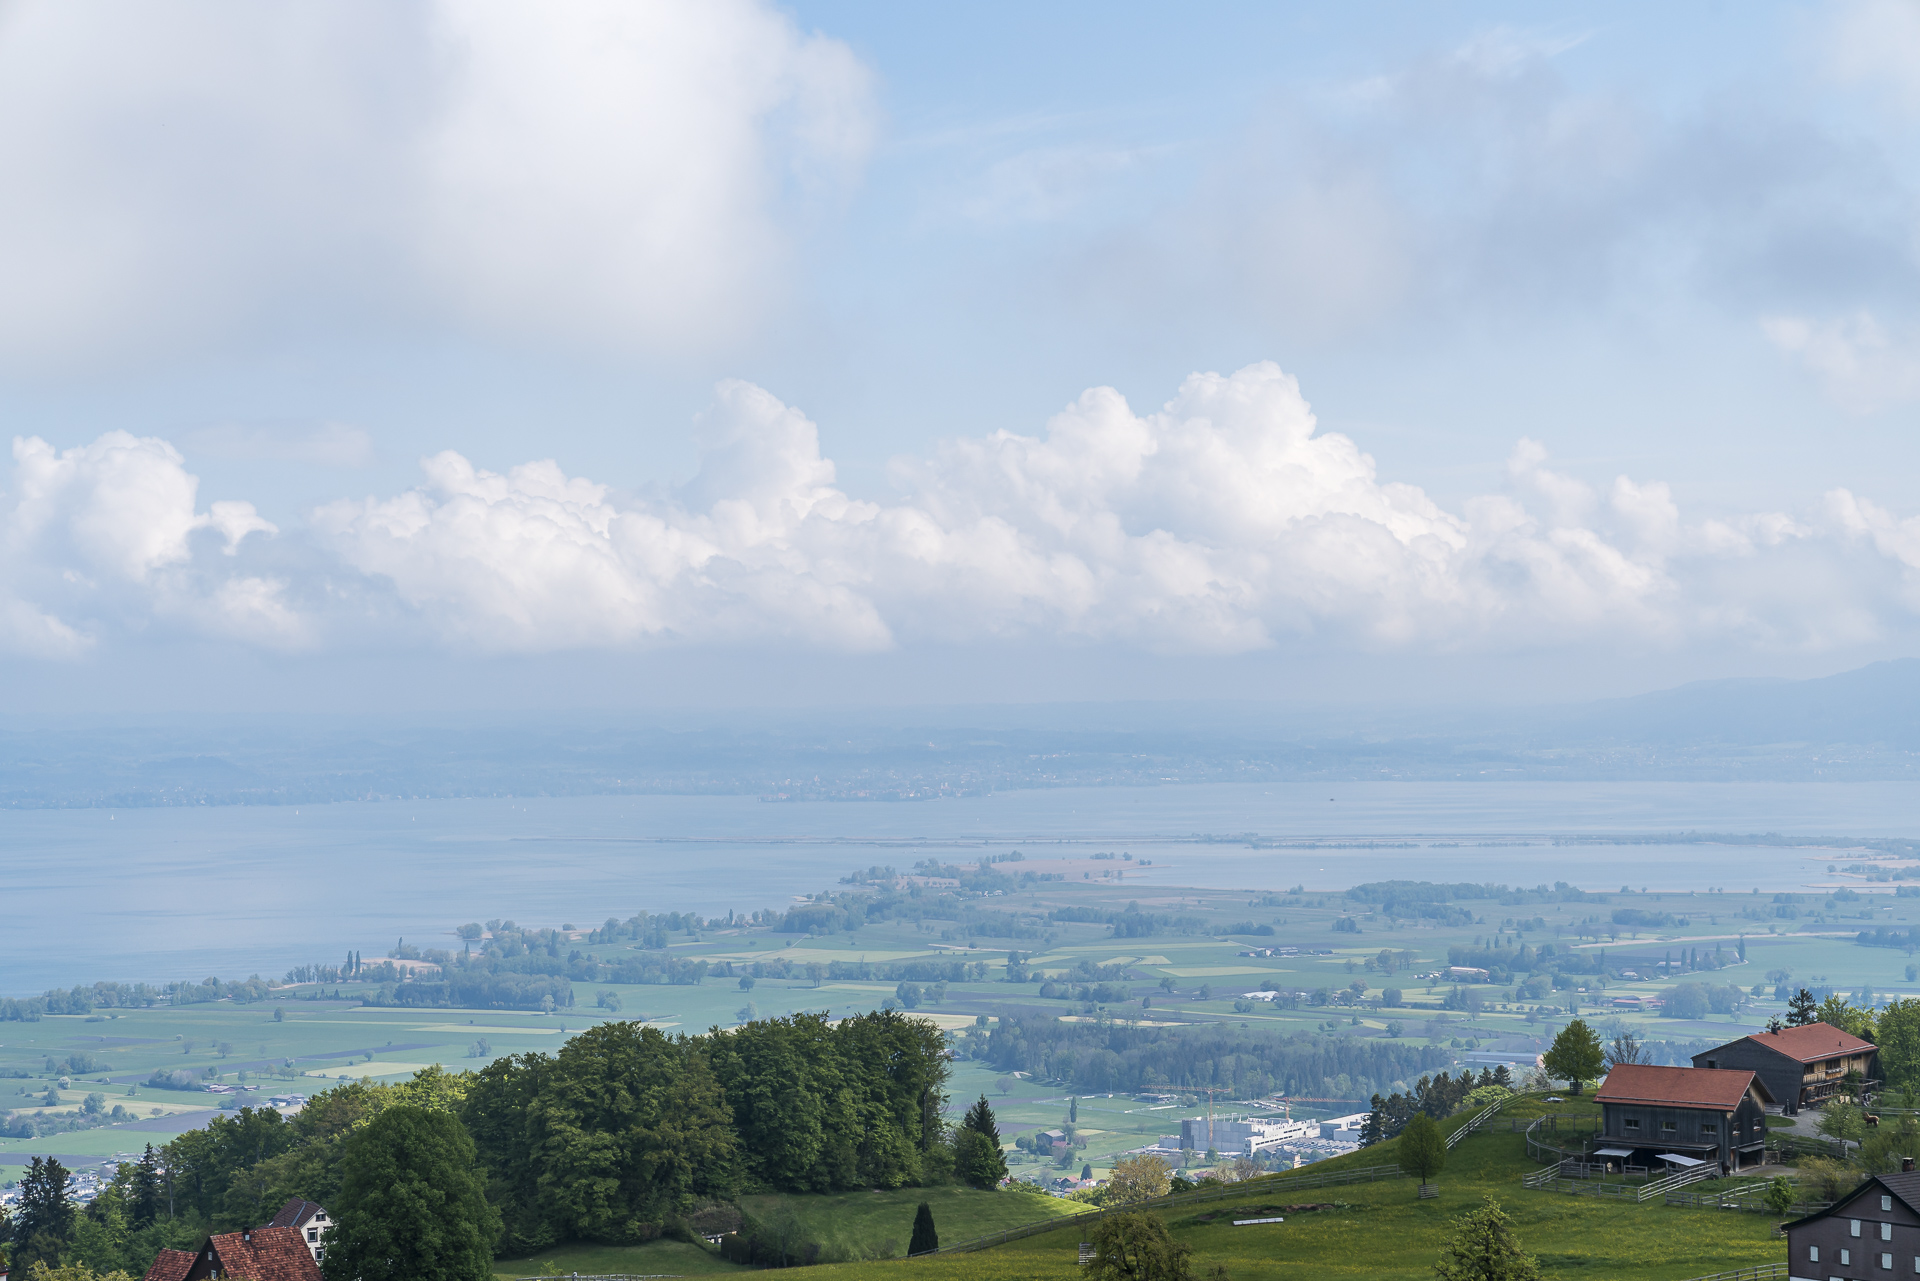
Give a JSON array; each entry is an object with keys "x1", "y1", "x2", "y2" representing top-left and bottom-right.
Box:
[
  {"x1": 0, "y1": 0, "x2": 873, "y2": 363},
  {"x1": 7, "y1": 362, "x2": 1920, "y2": 661}
]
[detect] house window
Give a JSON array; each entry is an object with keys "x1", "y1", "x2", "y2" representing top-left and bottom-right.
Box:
[
  {"x1": 1887, "y1": 1255, "x2": 1896, "y2": 1270},
  {"x1": 1624, "y1": 1119, "x2": 1641, "y2": 1132},
  {"x1": 1810, "y1": 1245, "x2": 1819, "y2": 1262},
  {"x1": 1843, "y1": 1249, "x2": 1852, "y2": 1264},
  {"x1": 1702, "y1": 1123, "x2": 1718, "y2": 1136},
  {"x1": 307, "y1": 1229, "x2": 318, "y2": 1242},
  {"x1": 1661, "y1": 1121, "x2": 1676, "y2": 1134}
]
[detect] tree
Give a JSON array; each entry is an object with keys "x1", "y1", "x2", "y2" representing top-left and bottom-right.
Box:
[
  {"x1": 12, "y1": 1157, "x2": 76, "y2": 1271},
  {"x1": 1817, "y1": 1101, "x2": 1866, "y2": 1148},
  {"x1": 1662, "y1": 983, "x2": 1708, "y2": 1021},
  {"x1": 1431, "y1": 1196, "x2": 1541, "y2": 1281},
  {"x1": 20, "y1": 1264, "x2": 138, "y2": 1281},
  {"x1": 1106, "y1": 1155, "x2": 1173, "y2": 1205},
  {"x1": 1398, "y1": 1114, "x2": 1446, "y2": 1187},
  {"x1": 1086, "y1": 1211, "x2": 1192, "y2": 1281},
  {"x1": 127, "y1": 1147, "x2": 160, "y2": 1230},
  {"x1": 1763, "y1": 1177, "x2": 1796, "y2": 1215},
  {"x1": 1082, "y1": 1163, "x2": 1094, "y2": 1181},
  {"x1": 962, "y1": 1094, "x2": 1002, "y2": 1146},
  {"x1": 1787, "y1": 988, "x2": 1819, "y2": 1027},
  {"x1": 1603, "y1": 1031, "x2": 1648, "y2": 1070},
  {"x1": 1877, "y1": 998, "x2": 1920, "y2": 1090},
  {"x1": 1070, "y1": 1096, "x2": 1079, "y2": 1123},
  {"x1": 1361, "y1": 1096, "x2": 1386, "y2": 1147},
  {"x1": 907, "y1": 1202, "x2": 938, "y2": 1256},
  {"x1": 1542, "y1": 1020, "x2": 1604, "y2": 1094},
  {"x1": 953, "y1": 1130, "x2": 1004, "y2": 1189},
  {"x1": 321, "y1": 1105, "x2": 501, "y2": 1281}
]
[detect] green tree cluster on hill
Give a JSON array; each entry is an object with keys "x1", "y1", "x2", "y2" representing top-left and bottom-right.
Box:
[{"x1": 466, "y1": 1011, "x2": 951, "y2": 1253}]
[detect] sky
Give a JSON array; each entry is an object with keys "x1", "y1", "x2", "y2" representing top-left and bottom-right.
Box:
[{"x1": 4, "y1": 0, "x2": 1920, "y2": 713}]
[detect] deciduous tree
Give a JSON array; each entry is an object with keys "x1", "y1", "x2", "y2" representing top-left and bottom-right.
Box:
[
  {"x1": 322, "y1": 1104, "x2": 500, "y2": 1281},
  {"x1": 1398, "y1": 1114, "x2": 1446, "y2": 1187},
  {"x1": 1106, "y1": 1155, "x2": 1173, "y2": 1206},
  {"x1": 1542, "y1": 1020, "x2": 1603, "y2": 1094},
  {"x1": 1086, "y1": 1211, "x2": 1192, "y2": 1281}
]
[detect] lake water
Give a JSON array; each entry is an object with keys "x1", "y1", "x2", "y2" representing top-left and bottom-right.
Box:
[{"x1": 5, "y1": 779, "x2": 1920, "y2": 995}]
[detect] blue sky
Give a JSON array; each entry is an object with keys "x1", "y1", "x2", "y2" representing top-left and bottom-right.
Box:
[{"x1": 3, "y1": 0, "x2": 1920, "y2": 712}]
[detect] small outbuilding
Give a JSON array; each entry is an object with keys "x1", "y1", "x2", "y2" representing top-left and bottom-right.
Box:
[{"x1": 1592, "y1": 1063, "x2": 1773, "y2": 1175}]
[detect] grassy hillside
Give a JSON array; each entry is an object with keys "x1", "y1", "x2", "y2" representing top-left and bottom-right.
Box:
[
  {"x1": 800, "y1": 1103, "x2": 1788, "y2": 1281},
  {"x1": 736, "y1": 1184, "x2": 1090, "y2": 1257},
  {"x1": 490, "y1": 1185, "x2": 1087, "y2": 1279}
]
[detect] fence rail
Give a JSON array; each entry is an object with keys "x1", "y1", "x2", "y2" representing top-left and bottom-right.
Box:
[
  {"x1": 1446, "y1": 1094, "x2": 1510, "y2": 1149},
  {"x1": 1670, "y1": 1264, "x2": 1786, "y2": 1281},
  {"x1": 933, "y1": 1164, "x2": 1407, "y2": 1255}
]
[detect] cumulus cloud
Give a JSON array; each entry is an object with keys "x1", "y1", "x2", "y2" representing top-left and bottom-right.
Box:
[
  {"x1": 2, "y1": 432, "x2": 289, "y2": 652},
  {"x1": 0, "y1": 0, "x2": 874, "y2": 364},
  {"x1": 20, "y1": 361, "x2": 1920, "y2": 661}
]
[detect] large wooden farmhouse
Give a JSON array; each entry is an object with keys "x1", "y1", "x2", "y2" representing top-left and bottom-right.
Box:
[
  {"x1": 1692, "y1": 1022, "x2": 1879, "y2": 1114},
  {"x1": 1786, "y1": 1163, "x2": 1920, "y2": 1280},
  {"x1": 1592, "y1": 1063, "x2": 1773, "y2": 1175}
]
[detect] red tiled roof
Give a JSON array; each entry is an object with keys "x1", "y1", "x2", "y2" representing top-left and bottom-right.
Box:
[
  {"x1": 1742, "y1": 1022, "x2": 1876, "y2": 1064},
  {"x1": 1595, "y1": 1063, "x2": 1767, "y2": 1110},
  {"x1": 209, "y1": 1226, "x2": 324, "y2": 1281},
  {"x1": 141, "y1": 1249, "x2": 195, "y2": 1281},
  {"x1": 267, "y1": 1198, "x2": 325, "y2": 1230}
]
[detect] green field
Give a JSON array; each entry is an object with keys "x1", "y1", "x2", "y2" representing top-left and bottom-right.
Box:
[
  {"x1": 797, "y1": 1102, "x2": 1785, "y2": 1281},
  {"x1": 3, "y1": 869, "x2": 1912, "y2": 1267}
]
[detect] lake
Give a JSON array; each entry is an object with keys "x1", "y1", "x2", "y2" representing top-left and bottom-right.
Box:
[{"x1": 5, "y1": 779, "x2": 1919, "y2": 994}]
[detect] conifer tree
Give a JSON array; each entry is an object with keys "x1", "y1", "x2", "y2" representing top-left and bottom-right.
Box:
[
  {"x1": 963, "y1": 1094, "x2": 1001, "y2": 1144},
  {"x1": 1433, "y1": 1197, "x2": 1541, "y2": 1281},
  {"x1": 1788, "y1": 988, "x2": 1819, "y2": 1027},
  {"x1": 908, "y1": 1202, "x2": 938, "y2": 1256},
  {"x1": 129, "y1": 1145, "x2": 161, "y2": 1228}
]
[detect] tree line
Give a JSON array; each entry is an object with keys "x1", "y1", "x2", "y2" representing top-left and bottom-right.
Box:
[{"x1": 980, "y1": 1015, "x2": 1449, "y2": 1098}]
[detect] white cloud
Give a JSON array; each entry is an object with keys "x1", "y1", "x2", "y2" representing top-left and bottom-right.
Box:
[
  {"x1": 1762, "y1": 311, "x2": 1920, "y2": 411},
  {"x1": 2, "y1": 431, "x2": 285, "y2": 652},
  {"x1": 0, "y1": 0, "x2": 875, "y2": 364},
  {"x1": 17, "y1": 361, "x2": 1920, "y2": 661}
]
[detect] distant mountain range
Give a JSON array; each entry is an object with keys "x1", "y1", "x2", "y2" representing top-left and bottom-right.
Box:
[{"x1": 4, "y1": 660, "x2": 1919, "y2": 806}]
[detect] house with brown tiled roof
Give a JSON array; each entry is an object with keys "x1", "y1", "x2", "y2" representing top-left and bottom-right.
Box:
[
  {"x1": 1592, "y1": 1063, "x2": 1773, "y2": 1175},
  {"x1": 162, "y1": 1225, "x2": 322, "y2": 1281},
  {"x1": 140, "y1": 1248, "x2": 196, "y2": 1281},
  {"x1": 266, "y1": 1198, "x2": 333, "y2": 1264},
  {"x1": 1692, "y1": 1021, "x2": 1880, "y2": 1114}
]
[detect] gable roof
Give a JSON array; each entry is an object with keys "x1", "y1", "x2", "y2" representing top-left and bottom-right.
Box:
[
  {"x1": 1787, "y1": 1171, "x2": 1920, "y2": 1230},
  {"x1": 267, "y1": 1198, "x2": 326, "y2": 1229},
  {"x1": 141, "y1": 1249, "x2": 196, "y2": 1281},
  {"x1": 208, "y1": 1226, "x2": 324, "y2": 1281},
  {"x1": 1595, "y1": 1063, "x2": 1772, "y2": 1109},
  {"x1": 1735, "y1": 1022, "x2": 1876, "y2": 1064}
]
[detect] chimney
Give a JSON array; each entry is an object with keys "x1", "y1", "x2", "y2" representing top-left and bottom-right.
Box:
[
  {"x1": 242, "y1": 1230, "x2": 251, "y2": 1244},
  {"x1": 1905, "y1": 1157, "x2": 1915, "y2": 1173}
]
